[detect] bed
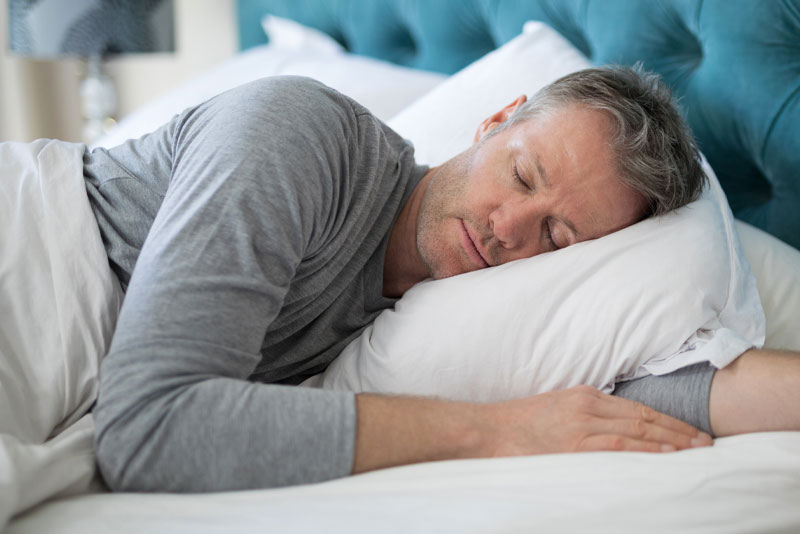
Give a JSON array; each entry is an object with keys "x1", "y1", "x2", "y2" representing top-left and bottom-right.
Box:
[{"x1": 4, "y1": 0, "x2": 800, "y2": 532}]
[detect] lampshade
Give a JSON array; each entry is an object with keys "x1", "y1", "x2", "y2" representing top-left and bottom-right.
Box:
[{"x1": 8, "y1": 0, "x2": 175, "y2": 59}]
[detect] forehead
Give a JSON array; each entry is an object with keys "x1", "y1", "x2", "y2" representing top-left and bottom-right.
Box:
[
  {"x1": 505, "y1": 105, "x2": 646, "y2": 238},
  {"x1": 509, "y1": 104, "x2": 616, "y2": 175}
]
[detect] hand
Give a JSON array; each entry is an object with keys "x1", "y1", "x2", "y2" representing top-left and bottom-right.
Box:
[{"x1": 481, "y1": 385, "x2": 712, "y2": 457}]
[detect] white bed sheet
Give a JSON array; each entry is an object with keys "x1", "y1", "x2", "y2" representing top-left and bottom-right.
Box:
[{"x1": 9, "y1": 431, "x2": 800, "y2": 533}]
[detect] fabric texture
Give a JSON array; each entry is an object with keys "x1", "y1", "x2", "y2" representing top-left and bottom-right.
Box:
[
  {"x1": 302, "y1": 23, "x2": 765, "y2": 402},
  {"x1": 8, "y1": 432, "x2": 800, "y2": 534},
  {"x1": 0, "y1": 140, "x2": 121, "y2": 525},
  {"x1": 612, "y1": 363, "x2": 716, "y2": 435},
  {"x1": 91, "y1": 76, "x2": 427, "y2": 492}
]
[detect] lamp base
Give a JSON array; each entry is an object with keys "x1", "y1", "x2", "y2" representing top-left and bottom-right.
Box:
[{"x1": 81, "y1": 56, "x2": 117, "y2": 145}]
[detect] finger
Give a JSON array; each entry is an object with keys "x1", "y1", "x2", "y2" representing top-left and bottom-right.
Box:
[
  {"x1": 593, "y1": 393, "x2": 711, "y2": 441},
  {"x1": 577, "y1": 434, "x2": 692, "y2": 454},
  {"x1": 605, "y1": 418, "x2": 712, "y2": 450}
]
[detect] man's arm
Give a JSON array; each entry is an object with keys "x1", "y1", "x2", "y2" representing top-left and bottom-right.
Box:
[
  {"x1": 94, "y1": 78, "x2": 362, "y2": 492},
  {"x1": 710, "y1": 348, "x2": 800, "y2": 436},
  {"x1": 353, "y1": 348, "x2": 800, "y2": 474},
  {"x1": 353, "y1": 385, "x2": 712, "y2": 474}
]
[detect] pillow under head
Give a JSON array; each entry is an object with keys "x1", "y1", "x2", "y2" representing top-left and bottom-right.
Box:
[{"x1": 307, "y1": 161, "x2": 763, "y2": 400}]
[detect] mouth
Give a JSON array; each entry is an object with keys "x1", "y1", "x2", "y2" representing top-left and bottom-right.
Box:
[{"x1": 460, "y1": 220, "x2": 490, "y2": 268}]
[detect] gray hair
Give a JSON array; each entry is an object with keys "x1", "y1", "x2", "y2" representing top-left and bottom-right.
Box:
[{"x1": 492, "y1": 65, "x2": 706, "y2": 217}]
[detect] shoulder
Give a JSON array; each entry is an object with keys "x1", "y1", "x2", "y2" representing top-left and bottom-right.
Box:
[
  {"x1": 238, "y1": 75, "x2": 343, "y2": 101},
  {"x1": 213, "y1": 76, "x2": 360, "y2": 129},
  {"x1": 171, "y1": 76, "x2": 371, "y2": 158}
]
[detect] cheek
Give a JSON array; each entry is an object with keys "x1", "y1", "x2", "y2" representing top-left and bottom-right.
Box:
[
  {"x1": 418, "y1": 218, "x2": 479, "y2": 279},
  {"x1": 456, "y1": 177, "x2": 494, "y2": 223}
]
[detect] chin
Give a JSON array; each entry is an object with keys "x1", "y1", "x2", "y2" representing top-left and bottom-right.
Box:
[
  {"x1": 429, "y1": 258, "x2": 477, "y2": 280},
  {"x1": 420, "y1": 254, "x2": 456, "y2": 280}
]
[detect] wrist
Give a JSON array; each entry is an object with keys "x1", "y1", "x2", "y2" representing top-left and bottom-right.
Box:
[
  {"x1": 457, "y1": 401, "x2": 499, "y2": 460},
  {"x1": 353, "y1": 394, "x2": 497, "y2": 474}
]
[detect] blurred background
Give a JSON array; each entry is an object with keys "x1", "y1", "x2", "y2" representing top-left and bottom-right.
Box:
[{"x1": 1, "y1": 0, "x2": 237, "y2": 143}]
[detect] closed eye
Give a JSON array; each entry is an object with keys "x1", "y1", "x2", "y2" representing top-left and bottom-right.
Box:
[
  {"x1": 513, "y1": 163, "x2": 531, "y2": 190},
  {"x1": 546, "y1": 221, "x2": 560, "y2": 250}
]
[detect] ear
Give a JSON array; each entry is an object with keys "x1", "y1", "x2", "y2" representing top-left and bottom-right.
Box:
[{"x1": 473, "y1": 95, "x2": 528, "y2": 143}]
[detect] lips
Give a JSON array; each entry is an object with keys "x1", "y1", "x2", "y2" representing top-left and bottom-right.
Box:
[{"x1": 460, "y1": 220, "x2": 490, "y2": 268}]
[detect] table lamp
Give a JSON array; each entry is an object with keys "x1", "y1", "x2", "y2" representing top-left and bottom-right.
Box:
[{"x1": 8, "y1": 0, "x2": 175, "y2": 143}]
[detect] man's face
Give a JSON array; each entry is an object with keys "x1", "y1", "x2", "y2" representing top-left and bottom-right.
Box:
[{"x1": 416, "y1": 104, "x2": 648, "y2": 279}]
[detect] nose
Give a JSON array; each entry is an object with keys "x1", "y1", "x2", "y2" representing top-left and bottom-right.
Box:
[{"x1": 489, "y1": 202, "x2": 543, "y2": 257}]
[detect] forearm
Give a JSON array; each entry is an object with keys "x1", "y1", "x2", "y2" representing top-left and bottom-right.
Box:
[
  {"x1": 352, "y1": 394, "x2": 487, "y2": 474},
  {"x1": 353, "y1": 386, "x2": 711, "y2": 475},
  {"x1": 709, "y1": 348, "x2": 800, "y2": 437}
]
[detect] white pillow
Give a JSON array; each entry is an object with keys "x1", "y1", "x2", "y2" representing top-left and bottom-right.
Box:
[
  {"x1": 735, "y1": 220, "x2": 800, "y2": 351},
  {"x1": 94, "y1": 20, "x2": 445, "y2": 148},
  {"x1": 261, "y1": 14, "x2": 345, "y2": 55},
  {"x1": 302, "y1": 22, "x2": 766, "y2": 401}
]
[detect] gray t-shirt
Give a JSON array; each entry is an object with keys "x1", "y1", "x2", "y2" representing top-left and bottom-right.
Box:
[{"x1": 89, "y1": 76, "x2": 427, "y2": 491}]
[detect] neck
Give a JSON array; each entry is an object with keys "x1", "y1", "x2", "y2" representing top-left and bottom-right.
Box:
[{"x1": 382, "y1": 167, "x2": 437, "y2": 298}]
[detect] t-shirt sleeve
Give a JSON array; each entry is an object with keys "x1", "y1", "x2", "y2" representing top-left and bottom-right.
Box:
[{"x1": 94, "y1": 77, "x2": 361, "y2": 491}]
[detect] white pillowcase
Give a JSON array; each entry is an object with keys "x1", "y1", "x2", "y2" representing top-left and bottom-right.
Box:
[
  {"x1": 735, "y1": 220, "x2": 800, "y2": 351},
  {"x1": 302, "y1": 22, "x2": 766, "y2": 401},
  {"x1": 94, "y1": 17, "x2": 445, "y2": 148},
  {"x1": 261, "y1": 14, "x2": 346, "y2": 55}
]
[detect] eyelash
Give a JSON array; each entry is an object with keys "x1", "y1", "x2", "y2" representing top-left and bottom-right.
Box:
[
  {"x1": 512, "y1": 164, "x2": 530, "y2": 189},
  {"x1": 514, "y1": 163, "x2": 559, "y2": 250},
  {"x1": 545, "y1": 223, "x2": 559, "y2": 250},
  {"x1": 515, "y1": 163, "x2": 558, "y2": 249}
]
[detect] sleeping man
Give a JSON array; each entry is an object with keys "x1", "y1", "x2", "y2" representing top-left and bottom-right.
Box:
[{"x1": 88, "y1": 66, "x2": 800, "y2": 492}]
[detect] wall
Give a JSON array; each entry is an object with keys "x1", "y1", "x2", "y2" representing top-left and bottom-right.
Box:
[{"x1": 0, "y1": 0, "x2": 237, "y2": 143}]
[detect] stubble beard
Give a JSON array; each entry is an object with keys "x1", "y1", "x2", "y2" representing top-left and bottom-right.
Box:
[{"x1": 416, "y1": 154, "x2": 471, "y2": 280}]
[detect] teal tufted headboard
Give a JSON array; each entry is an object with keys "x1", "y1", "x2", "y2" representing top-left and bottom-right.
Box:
[{"x1": 237, "y1": 0, "x2": 800, "y2": 250}]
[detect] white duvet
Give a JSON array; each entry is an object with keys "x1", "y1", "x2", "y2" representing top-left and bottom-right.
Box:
[
  {"x1": 8, "y1": 431, "x2": 800, "y2": 534},
  {"x1": 0, "y1": 140, "x2": 122, "y2": 526}
]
